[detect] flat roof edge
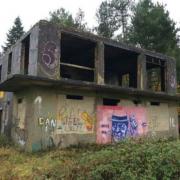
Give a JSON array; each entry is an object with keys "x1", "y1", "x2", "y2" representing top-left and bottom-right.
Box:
[{"x1": 0, "y1": 75, "x2": 179, "y2": 102}]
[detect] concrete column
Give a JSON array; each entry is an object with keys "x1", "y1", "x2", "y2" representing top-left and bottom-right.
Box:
[
  {"x1": 95, "y1": 41, "x2": 104, "y2": 85},
  {"x1": 166, "y1": 58, "x2": 177, "y2": 95},
  {"x1": 137, "y1": 53, "x2": 147, "y2": 90}
]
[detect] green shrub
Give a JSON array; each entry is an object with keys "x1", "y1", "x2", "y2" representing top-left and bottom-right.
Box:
[{"x1": 0, "y1": 138, "x2": 179, "y2": 179}]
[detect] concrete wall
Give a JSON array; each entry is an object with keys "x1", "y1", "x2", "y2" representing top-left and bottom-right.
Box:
[
  {"x1": 12, "y1": 87, "x2": 96, "y2": 151},
  {"x1": 0, "y1": 25, "x2": 39, "y2": 82},
  {"x1": 0, "y1": 92, "x2": 13, "y2": 136},
  {"x1": 0, "y1": 22, "x2": 177, "y2": 96},
  {"x1": 10, "y1": 87, "x2": 179, "y2": 152},
  {"x1": 37, "y1": 22, "x2": 60, "y2": 80},
  {"x1": 120, "y1": 100, "x2": 178, "y2": 138}
]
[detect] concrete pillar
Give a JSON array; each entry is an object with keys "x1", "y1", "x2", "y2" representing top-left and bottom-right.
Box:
[
  {"x1": 95, "y1": 41, "x2": 104, "y2": 85},
  {"x1": 166, "y1": 58, "x2": 177, "y2": 95},
  {"x1": 137, "y1": 53, "x2": 147, "y2": 90}
]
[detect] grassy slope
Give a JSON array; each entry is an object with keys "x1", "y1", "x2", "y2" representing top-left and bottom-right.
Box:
[{"x1": 0, "y1": 138, "x2": 179, "y2": 179}]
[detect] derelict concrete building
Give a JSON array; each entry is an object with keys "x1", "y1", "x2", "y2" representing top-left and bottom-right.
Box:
[{"x1": 0, "y1": 21, "x2": 179, "y2": 151}]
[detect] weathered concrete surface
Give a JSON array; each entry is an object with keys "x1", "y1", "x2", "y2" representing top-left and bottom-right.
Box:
[
  {"x1": 11, "y1": 87, "x2": 96, "y2": 151},
  {"x1": 0, "y1": 21, "x2": 179, "y2": 151},
  {"x1": 9, "y1": 86, "x2": 179, "y2": 152},
  {"x1": 137, "y1": 53, "x2": 146, "y2": 90},
  {"x1": 95, "y1": 41, "x2": 104, "y2": 85},
  {"x1": 0, "y1": 21, "x2": 177, "y2": 94},
  {"x1": 166, "y1": 59, "x2": 177, "y2": 95},
  {"x1": 1, "y1": 92, "x2": 13, "y2": 137},
  {"x1": 37, "y1": 22, "x2": 60, "y2": 80},
  {"x1": 28, "y1": 25, "x2": 39, "y2": 76}
]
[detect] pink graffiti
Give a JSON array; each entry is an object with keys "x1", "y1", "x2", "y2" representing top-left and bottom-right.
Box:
[{"x1": 96, "y1": 106, "x2": 148, "y2": 144}]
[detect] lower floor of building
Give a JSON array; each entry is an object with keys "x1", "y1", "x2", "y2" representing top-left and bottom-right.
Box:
[{"x1": 0, "y1": 87, "x2": 179, "y2": 152}]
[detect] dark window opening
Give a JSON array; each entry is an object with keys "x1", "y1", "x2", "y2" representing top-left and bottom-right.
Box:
[
  {"x1": 21, "y1": 35, "x2": 30, "y2": 75},
  {"x1": 150, "y1": 101, "x2": 160, "y2": 106},
  {"x1": 18, "y1": 98, "x2": 23, "y2": 104},
  {"x1": 60, "y1": 33, "x2": 96, "y2": 82},
  {"x1": 8, "y1": 52, "x2": 12, "y2": 75},
  {"x1": 133, "y1": 100, "x2": 141, "y2": 105},
  {"x1": 0, "y1": 65, "x2": 2, "y2": 81},
  {"x1": 104, "y1": 45, "x2": 138, "y2": 88},
  {"x1": 146, "y1": 56, "x2": 166, "y2": 92},
  {"x1": 103, "y1": 98, "x2": 120, "y2": 106},
  {"x1": 66, "y1": 95, "x2": 84, "y2": 100}
]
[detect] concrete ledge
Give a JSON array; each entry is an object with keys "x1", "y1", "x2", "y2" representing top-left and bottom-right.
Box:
[{"x1": 0, "y1": 74, "x2": 179, "y2": 102}]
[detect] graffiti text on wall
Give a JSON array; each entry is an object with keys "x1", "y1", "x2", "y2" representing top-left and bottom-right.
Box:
[
  {"x1": 96, "y1": 106, "x2": 148, "y2": 144},
  {"x1": 38, "y1": 117, "x2": 57, "y2": 132},
  {"x1": 57, "y1": 106, "x2": 94, "y2": 133}
]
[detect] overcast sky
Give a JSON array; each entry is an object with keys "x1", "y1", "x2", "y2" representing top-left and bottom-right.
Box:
[{"x1": 0, "y1": 0, "x2": 180, "y2": 51}]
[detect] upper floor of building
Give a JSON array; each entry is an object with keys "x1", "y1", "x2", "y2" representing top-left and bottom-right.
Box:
[{"x1": 0, "y1": 20, "x2": 177, "y2": 96}]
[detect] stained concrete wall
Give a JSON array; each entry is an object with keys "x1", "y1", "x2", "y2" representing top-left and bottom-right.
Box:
[
  {"x1": 11, "y1": 87, "x2": 179, "y2": 152},
  {"x1": 1, "y1": 92, "x2": 13, "y2": 136},
  {"x1": 11, "y1": 42, "x2": 21, "y2": 75},
  {"x1": 12, "y1": 87, "x2": 96, "y2": 151},
  {"x1": 1, "y1": 54, "x2": 8, "y2": 82},
  {"x1": 28, "y1": 25, "x2": 39, "y2": 76},
  {"x1": 0, "y1": 22, "x2": 177, "y2": 96},
  {"x1": 0, "y1": 22, "x2": 178, "y2": 151},
  {"x1": 0, "y1": 25, "x2": 39, "y2": 82},
  {"x1": 37, "y1": 22, "x2": 60, "y2": 80},
  {"x1": 166, "y1": 59, "x2": 177, "y2": 95}
]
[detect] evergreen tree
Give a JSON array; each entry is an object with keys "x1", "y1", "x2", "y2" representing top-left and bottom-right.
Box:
[
  {"x1": 128, "y1": 0, "x2": 179, "y2": 53},
  {"x1": 96, "y1": 1, "x2": 117, "y2": 38},
  {"x1": 49, "y1": 8, "x2": 75, "y2": 28},
  {"x1": 49, "y1": 8, "x2": 88, "y2": 31},
  {"x1": 74, "y1": 8, "x2": 88, "y2": 31},
  {"x1": 128, "y1": 0, "x2": 180, "y2": 85},
  {"x1": 96, "y1": 0, "x2": 133, "y2": 40},
  {"x1": 2, "y1": 17, "x2": 24, "y2": 52}
]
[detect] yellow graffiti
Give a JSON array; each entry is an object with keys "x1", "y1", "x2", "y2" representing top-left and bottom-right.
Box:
[
  {"x1": 38, "y1": 117, "x2": 44, "y2": 126},
  {"x1": 0, "y1": 91, "x2": 4, "y2": 98},
  {"x1": 58, "y1": 106, "x2": 68, "y2": 121},
  {"x1": 81, "y1": 112, "x2": 94, "y2": 131},
  {"x1": 56, "y1": 106, "x2": 94, "y2": 132}
]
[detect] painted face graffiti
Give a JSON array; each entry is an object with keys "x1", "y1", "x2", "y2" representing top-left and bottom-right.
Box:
[
  {"x1": 96, "y1": 106, "x2": 148, "y2": 144},
  {"x1": 112, "y1": 115, "x2": 129, "y2": 141}
]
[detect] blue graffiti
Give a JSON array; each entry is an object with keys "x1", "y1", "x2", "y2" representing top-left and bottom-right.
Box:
[
  {"x1": 112, "y1": 114, "x2": 139, "y2": 142},
  {"x1": 112, "y1": 115, "x2": 129, "y2": 141},
  {"x1": 129, "y1": 115, "x2": 138, "y2": 136}
]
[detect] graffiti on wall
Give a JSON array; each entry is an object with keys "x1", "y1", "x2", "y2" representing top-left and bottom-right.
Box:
[
  {"x1": 96, "y1": 106, "x2": 148, "y2": 144},
  {"x1": 37, "y1": 109, "x2": 94, "y2": 134},
  {"x1": 169, "y1": 117, "x2": 176, "y2": 128},
  {"x1": 56, "y1": 106, "x2": 94, "y2": 133},
  {"x1": 38, "y1": 117, "x2": 57, "y2": 132},
  {"x1": 40, "y1": 41, "x2": 58, "y2": 76},
  {"x1": 15, "y1": 127, "x2": 28, "y2": 146}
]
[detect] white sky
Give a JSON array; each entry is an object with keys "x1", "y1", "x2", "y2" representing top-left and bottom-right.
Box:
[{"x1": 0, "y1": 0, "x2": 180, "y2": 51}]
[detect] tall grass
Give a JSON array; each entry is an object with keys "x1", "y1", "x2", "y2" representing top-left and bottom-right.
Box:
[{"x1": 0, "y1": 137, "x2": 179, "y2": 179}]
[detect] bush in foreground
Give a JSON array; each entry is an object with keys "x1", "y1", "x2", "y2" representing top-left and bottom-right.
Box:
[{"x1": 0, "y1": 138, "x2": 179, "y2": 179}]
